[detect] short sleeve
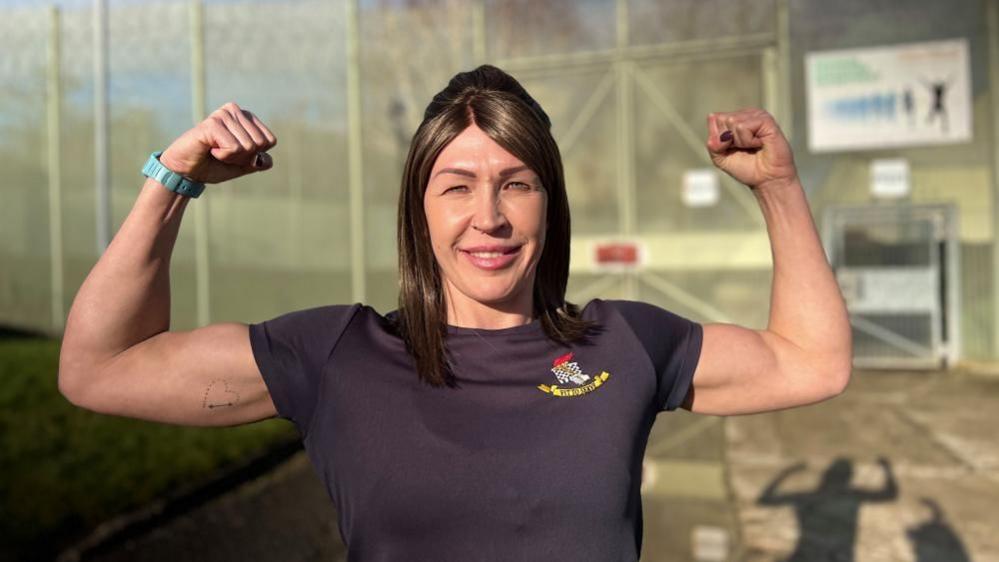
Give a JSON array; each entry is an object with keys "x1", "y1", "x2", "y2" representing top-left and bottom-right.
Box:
[
  {"x1": 604, "y1": 299, "x2": 703, "y2": 412},
  {"x1": 248, "y1": 304, "x2": 361, "y2": 436}
]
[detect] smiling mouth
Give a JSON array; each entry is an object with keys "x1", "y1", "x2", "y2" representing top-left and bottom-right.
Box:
[
  {"x1": 465, "y1": 250, "x2": 515, "y2": 258},
  {"x1": 459, "y1": 246, "x2": 522, "y2": 270}
]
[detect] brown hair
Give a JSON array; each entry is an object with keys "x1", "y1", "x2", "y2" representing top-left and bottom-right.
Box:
[{"x1": 395, "y1": 64, "x2": 592, "y2": 388}]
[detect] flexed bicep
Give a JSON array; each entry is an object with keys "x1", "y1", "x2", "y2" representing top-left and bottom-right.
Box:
[{"x1": 60, "y1": 322, "x2": 277, "y2": 427}]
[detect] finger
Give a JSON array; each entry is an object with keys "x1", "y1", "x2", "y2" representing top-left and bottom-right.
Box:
[
  {"x1": 214, "y1": 104, "x2": 255, "y2": 156},
  {"x1": 720, "y1": 114, "x2": 738, "y2": 144},
  {"x1": 707, "y1": 112, "x2": 722, "y2": 138},
  {"x1": 230, "y1": 105, "x2": 268, "y2": 147},
  {"x1": 706, "y1": 112, "x2": 731, "y2": 154},
  {"x1": 730, "y1": 117, "x2": 766, "y2": 150},
  {"x1": 723, "y1": 114, "x2": 737, "y2": 134},
  {"x1": 205, "y1": 117, "x2": 243, "y2": 162},
  {"x1": 248, "y1": 112, "x2": 277, "y2": 147},
  {"x1": 252, "y1": 151, "x2": 273, "y2": 171}
]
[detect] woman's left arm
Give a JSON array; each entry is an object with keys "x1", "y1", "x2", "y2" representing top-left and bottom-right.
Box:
[{"x1": 681, "y1": 109, "x2": 852, "y2": 416}]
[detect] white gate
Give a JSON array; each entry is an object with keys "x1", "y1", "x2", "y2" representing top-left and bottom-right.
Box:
[{"x1": 823, "y1": 204, "x2": 960, "y2": 369}]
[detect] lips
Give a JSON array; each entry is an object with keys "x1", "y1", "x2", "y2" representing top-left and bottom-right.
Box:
[{"x1": 459, "y1": 245, "x2": 522, "y2": 271}]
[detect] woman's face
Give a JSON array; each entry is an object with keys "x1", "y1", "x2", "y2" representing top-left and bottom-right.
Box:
[{"x1": 424, "y1": 123, "x2": 548, "y2": 315}]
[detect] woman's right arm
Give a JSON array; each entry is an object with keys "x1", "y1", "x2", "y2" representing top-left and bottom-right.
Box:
[{"x1": 58, "y1": 102, "x2": 279, "y2": 427}]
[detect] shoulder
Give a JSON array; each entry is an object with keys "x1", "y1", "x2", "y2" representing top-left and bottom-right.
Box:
[
  {"x1": 580, "y1": 298, "x2": 693, "y2": 328},
  {"x1": 579, "y1": 297, "x2": 616, "y2": 320},
  {"x1": 249, "y1": 303, "x2": 400, "y2": 367},
  {"x1": 252, "y1": 303, "x2": 365, "y2": 333},
  {"x1": 249, "y1": 303, "x2": 371, "y2": 359},
  {"x1": 581, "y1": 299, "x2": 701, "y2": 361}
]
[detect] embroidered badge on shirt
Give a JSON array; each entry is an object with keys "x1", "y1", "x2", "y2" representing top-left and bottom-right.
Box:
[{"x1": 537, "y1": 352, "x2": 610, "y2": 397}]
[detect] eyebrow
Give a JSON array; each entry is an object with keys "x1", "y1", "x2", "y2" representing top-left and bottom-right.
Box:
[{"x1": 433, "y1": 165, "x2": 530, "y2": 179}]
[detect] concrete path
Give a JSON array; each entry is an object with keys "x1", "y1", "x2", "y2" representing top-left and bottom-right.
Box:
[
  {"x1": 641, "y1": 410, "x2": 738, "y2": 561},
  {"x1": 726, "y1": 369, "x2": 999, "y2": 562},
  {"x1": 78, "y1": 453, "x2": 348, "y2": 562}
]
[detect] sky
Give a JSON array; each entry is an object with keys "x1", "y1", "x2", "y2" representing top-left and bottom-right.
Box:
[
  {"x1": 0, "y1": 0, "x2": 291, "y2": 8},
  {"x1": 0, "y1": 0, "x2": 155, "y2": 7}
]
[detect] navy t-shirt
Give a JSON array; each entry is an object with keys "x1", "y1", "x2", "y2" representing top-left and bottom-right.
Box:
[{"x1": 248, "y1": 298, "x2": 702, "y2": 561}]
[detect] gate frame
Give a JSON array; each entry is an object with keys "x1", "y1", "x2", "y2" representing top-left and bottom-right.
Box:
[
  {"x1": 492, "y1": 0, "x2": 785, "y2": 317},
  {"x1": 821, "y1": 202, "x2": 961, "y2": 370}
]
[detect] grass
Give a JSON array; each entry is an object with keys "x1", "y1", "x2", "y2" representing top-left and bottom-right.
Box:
[{"x1": 0, "y1": 334, "x2": 298, "y2": 560}]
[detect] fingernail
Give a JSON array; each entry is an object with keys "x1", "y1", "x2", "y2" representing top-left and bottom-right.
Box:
[
  {"x1": 253, "y1": 153, "x2": 263, "y2": 168},
  {"x1": 720, "y1": 131, "x2": 733, "y2": 143}
]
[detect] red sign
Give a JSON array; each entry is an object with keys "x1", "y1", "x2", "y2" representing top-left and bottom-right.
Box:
[{"x1": 594, "y1": 242, "x2": 640, "y2": 266}]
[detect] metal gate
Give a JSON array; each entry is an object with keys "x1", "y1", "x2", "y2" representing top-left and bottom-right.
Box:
[
  {"x1": 823, "y1": 204, "x2": 960, "y2": 369},
  {"x1": 495, "y1": 2, "x2": 784, "y2": 327}
]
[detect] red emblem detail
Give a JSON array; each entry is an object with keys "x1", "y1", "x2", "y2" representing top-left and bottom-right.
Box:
[{"x1": 553, "y1": 352, "x2": 574, "y2": 367}]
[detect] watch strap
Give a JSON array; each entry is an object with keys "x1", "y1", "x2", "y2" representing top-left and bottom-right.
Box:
[{"x1": 141, "y1": 151, "x2": 206, "y2": 198}]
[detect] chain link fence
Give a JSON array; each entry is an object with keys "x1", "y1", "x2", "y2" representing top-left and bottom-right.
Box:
[{"x1": 1, "y1": 0, "x2": 996, "y2": 362}]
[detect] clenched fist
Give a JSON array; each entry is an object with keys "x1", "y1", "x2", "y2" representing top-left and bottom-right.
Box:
[
  {"x1": 706, "y1": 109, "x2": 797, "y2": 192},
  {"x1": 159, "y1": 102, "x2": 277, "y2": 185}
]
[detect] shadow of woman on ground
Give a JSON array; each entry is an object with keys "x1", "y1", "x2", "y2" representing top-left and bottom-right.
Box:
[{"x1": 757, "y1": 457, "x2": 897, "y2": 562}]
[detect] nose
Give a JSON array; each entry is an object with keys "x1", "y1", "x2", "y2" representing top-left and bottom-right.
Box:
[{"x1": 471, "y1": 186, "x2": 508, "y2": 233}]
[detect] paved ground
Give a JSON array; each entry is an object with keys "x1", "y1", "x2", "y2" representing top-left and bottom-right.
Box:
[
  {"x1": 726, "y1": 369, "x2": 999, "y2": 562},
  {"x1": 69, "y1": 368, "x2": 999, "y2": 562},
  {"x1": 75, "y1": 454, "x2": 348, "y2": 562},
  {"x1": 641, "y1": 411, "x2": 737, "y2": 561}
]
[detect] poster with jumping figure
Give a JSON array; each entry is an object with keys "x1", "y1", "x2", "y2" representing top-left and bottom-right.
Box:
[{"x1": 806, "y1": 39, "x2": 971, "y2": 152}]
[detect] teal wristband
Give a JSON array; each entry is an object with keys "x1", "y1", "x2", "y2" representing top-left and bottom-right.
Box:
[{"x1": 141, "y1": 151, "x2": 206, "y2": 199}]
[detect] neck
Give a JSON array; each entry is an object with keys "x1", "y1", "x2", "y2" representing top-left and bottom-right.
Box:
[{"x1": 443, "y1": 284, "x2": 535, "y2": 330}]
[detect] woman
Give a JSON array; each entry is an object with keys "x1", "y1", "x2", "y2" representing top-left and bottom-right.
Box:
[{"x1": 59, "y1": 65, "x2": 851, "y2": 559}]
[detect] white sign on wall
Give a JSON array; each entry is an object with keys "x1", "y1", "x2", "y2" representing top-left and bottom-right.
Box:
[
  {"x1": 806, "y1": 39, "x2": 971, "y2": 152},
  {"x1": 870, "y1": 158, "x2": 911, "y2": 199},
  {"x1": 682, "y1": 169, "x2": 720, "y2": 207}
]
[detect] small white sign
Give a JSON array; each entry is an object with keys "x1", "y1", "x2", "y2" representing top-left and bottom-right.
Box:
[
  {"x1": 870, "y1": 158, "x2": 910, "y2": 199},
  {"x1": 682, "y1": 169, "x2": 720, "y2": 207},
  {"x1": 806, "y1": 39, "x2": 972, "y2": 152},
  {"x1": 692, "y1": 525, "x2": 729, "y2": 562}
]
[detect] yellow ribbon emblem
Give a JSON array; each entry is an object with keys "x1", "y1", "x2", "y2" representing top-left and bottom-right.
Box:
[{"x1": 538, "y1": 372, "x2": 610, "y2": 397}]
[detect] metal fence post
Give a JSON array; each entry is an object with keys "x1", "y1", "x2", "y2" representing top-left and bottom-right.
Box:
[
  {"x1": 472, "y1": 0, "x2": 486, "y2": 64},
  {"x1": 988, "y1": 0, "x2": 999, "y2": 357},
  {"x1": 346, "y1": 0, "x2": 366, "y2": 304},
  {"x1": 48, "y1": 4, "x2": 65, "y2": 333},
  {"x1": 190, "y1": 0, "x2": 211, "y2": 326},
  {"x1": 775, "y1": 0, "x2": 792, "y2": 141},
  {"x1": 615, "y1": 0, "x2": 637, "y2": 299},
  {"x1": 92, "y1": 0, "x2": 110, "y2": 254}
]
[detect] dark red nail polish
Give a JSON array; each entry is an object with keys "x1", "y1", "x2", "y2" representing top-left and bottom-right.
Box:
[{"x1": 720, "y1": 131, "x2": 733, "y2": 142}]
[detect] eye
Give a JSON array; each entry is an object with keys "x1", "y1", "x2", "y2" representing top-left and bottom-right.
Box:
[
  {"x1": 505, "y1": 181, "x2": 533, "y2": 191},
  {"x1": 444, "y1": 185, "x2": 469, "y2": 194}
]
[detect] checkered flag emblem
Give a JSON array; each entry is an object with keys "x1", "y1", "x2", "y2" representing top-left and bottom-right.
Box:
[{"x1": 551, "y1": 352, "x2": 591, "y2": 386}]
